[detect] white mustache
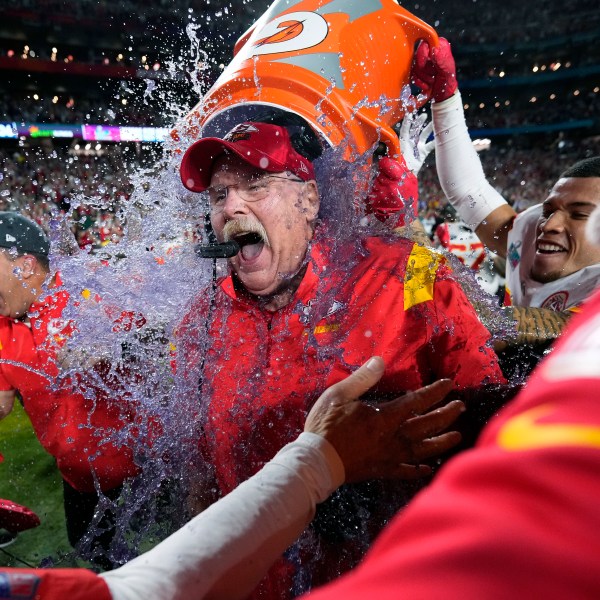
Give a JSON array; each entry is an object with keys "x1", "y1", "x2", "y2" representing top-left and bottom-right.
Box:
[
  {"x1": 586, "y1": 204, "x2": 600, "y2": 247},
  {"x1": 222, "y1": 216, "x2": 270, "y2": 247}
]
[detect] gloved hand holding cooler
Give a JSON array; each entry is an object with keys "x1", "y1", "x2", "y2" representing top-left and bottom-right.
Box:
[
  {"x1": 412, "y1": 37, "x2": 458, "y2": 103},
  {"x1": 411, "y1": 35, "x2": 509, "y2": 232},
  {"x1": 366, "y1": 155, "x2": 419, "y2": 228}
]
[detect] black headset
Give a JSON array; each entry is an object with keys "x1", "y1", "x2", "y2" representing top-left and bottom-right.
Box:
[{"x1": 247, "y1": 109, "x2": 324, "y2": 162}]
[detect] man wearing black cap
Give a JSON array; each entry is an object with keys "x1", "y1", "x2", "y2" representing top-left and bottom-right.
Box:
[
  {"x1": 0, "y1": 211, "x2": 140, "y2": 568},
  {"x1": 0, "y1": 212, "x2": 51, "y2": 320},
  {"x1": 0, "y1": 212, "x2": 51, "y2": 420},
  {"x1": 177, "y1": 122, "x2": 506, "y2": 597}
]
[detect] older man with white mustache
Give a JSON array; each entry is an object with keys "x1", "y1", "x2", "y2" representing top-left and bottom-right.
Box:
[{"x1": 176, "y1": 119, "x2": 506, "y2": 598}]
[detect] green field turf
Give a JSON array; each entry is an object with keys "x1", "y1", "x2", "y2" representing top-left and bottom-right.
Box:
[{"x1": 0, "y1": 400, "x2": 77, "y2": 568}]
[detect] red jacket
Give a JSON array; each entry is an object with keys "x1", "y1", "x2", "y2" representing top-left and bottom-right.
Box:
[
  {"x1": 180, "y1": 235, "x2": 504, "y2": 493},
  {"x1": 307, "y1": 287, "x2": 600, "y2": 600},
  {"x1": 0, "y1": 286, "x2": 140, "y2": 492},
  {"x1": 177, "y1": 234, "x2": 504, "y2": 596}
]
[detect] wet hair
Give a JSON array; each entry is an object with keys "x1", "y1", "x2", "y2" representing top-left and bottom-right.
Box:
[
  {"x1": 248, "y1": 109, "x2": 324, "y2": 161},
  {"x1": 560, "y1": 157, "x2": 600, "y2": 179}
]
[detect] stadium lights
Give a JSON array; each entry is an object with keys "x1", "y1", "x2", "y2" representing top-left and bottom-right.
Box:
[
  {"x1": 472, "y1": 138, "x2": 491, "y2": 152},
  {"x1": 499, "y1": 71, "x2": 505, "y2": 77},
  {"x1": 532, "y1": 65, "x2": 538, "y2": 72}
]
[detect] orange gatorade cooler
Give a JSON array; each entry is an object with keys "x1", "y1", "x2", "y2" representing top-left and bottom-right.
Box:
[{"x1": 173, "y1": 0, "x2": 438, "y2": 159}]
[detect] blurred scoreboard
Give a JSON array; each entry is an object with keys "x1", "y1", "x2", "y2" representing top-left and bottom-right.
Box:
[{"x1": 0, "y1": 122, "x2": 170, "y2": 142}]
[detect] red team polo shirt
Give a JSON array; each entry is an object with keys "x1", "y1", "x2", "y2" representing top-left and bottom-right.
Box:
[
  {"x1": 0, "y1": 284, "x2": 139, "y2": 492},
  {"x1": 180, "y1": 235, "x2": 505, "y2": 494}
]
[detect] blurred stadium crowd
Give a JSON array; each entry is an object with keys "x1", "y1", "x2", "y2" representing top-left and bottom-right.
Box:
[{"x1": 0, "y1": 0, "x2": 599, "y2": 246}]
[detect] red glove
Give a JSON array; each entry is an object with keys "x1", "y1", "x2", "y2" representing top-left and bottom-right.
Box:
[
  {"x1": 0, "y1": 498, "x2": 41, "y2": 532},
  {"x1": 412, "y1": 37, "x2": 458, "y2": 103},
  {"x1": 366, "y1": 156, "x2": 419, "y2": 228}
]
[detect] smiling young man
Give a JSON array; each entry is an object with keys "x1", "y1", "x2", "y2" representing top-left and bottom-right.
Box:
[
  {"x1": 411, "y1": 38, "x2": 600, "y2": 354},
  {"x1": 511, "y1": 163, "x2": 600, "y2": 308},
  {"x1": 178, "y1": 121, "x2": 505, "y2": 598}
]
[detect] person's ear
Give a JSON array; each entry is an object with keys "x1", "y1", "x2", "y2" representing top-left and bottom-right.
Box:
[
  {"x1": 302, "y1": 180, "x2": 320, "y2": 223},
  {"x1": 19, "y1": 255, "x2": 37, "y2": 279}
]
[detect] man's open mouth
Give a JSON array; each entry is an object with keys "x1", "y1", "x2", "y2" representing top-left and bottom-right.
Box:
[
  {"x1": 234, "y1": 232, "x2": 265, "y2": 261},
  {"x1": 537, "y1": 241, "x2": 567, "y2": 254}
]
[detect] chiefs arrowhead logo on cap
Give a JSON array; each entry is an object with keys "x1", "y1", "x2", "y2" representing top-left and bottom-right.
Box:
[{"x1": 224, "y1": 123, "x2": 259, "y2": 143}]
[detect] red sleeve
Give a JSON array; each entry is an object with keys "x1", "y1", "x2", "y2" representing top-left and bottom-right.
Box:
[
  {"x1": 0, "y1": 568, "x2": 111, "y2": 600},
  {"x1": 429, "y1": 264, "x2": 506, "y2": 388},
  {"x1": 0, "y1": 320, "x2": 15, "y2": 391},
  {"x1": 306, "y1": 386, "x2": 600, "y2": 599},
  {"x1": 0, "y1": 371, "x2": 13, "y2": 391}
]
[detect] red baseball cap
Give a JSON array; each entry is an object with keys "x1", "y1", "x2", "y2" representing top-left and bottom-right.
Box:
[{"x1": 180, "y1": 122, "x2": 316, "y2": 193}]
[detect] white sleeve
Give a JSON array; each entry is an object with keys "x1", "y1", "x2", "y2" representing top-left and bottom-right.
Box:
[
  {"x1": 100, "y1": 432, "x2": 345, "y2": 600},
  {"x1": 433, "y1": 92, "x2": 508, "y2": 229}
]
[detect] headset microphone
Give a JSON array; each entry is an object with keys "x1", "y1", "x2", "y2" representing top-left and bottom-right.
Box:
[{"x1": 196, "y1": 240, "x2": 240, "y2": 259}]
